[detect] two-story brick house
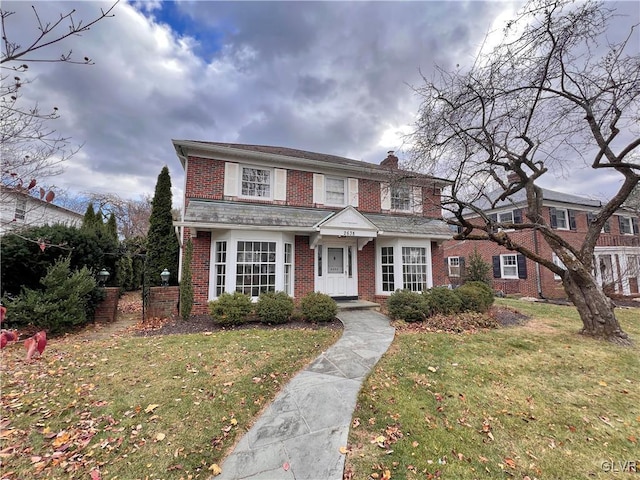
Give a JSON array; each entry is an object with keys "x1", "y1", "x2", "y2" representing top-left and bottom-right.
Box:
[
  {"x1": 172, "y1": 141, "x2": 452, "y2": 314},
  {"x1": 444, "y1": 186, "x2": 640, "y2": 298}
]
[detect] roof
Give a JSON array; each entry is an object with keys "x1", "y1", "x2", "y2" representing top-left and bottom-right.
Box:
[
  {"x1": 475, "y1": 186, "x2": 603, "y2": 210},
  {"x1": 172, "y1": 140, "x2": 452, "y2": 187},
  {"x1": 178, "y1": 200, "x2": 452, "y2": 238}
]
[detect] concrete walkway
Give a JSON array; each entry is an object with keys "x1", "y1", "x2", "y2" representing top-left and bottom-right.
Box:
[{"x1": 214, "y1": 309, "x2": 395, "y2": 480}]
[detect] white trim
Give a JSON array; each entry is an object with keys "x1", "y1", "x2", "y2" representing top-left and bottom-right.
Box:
[{"x1": 375, "y1": 238, "x2": 433, "y2": 294}]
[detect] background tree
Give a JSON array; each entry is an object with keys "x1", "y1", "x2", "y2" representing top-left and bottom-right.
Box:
[
  {"x1": 411, "y1": 0, "x2": 639, "y2": 344},
  {"x1": 1, "y1": 2, "x2": 117, "y2": 219},
  {"x1": 88, "y1": 192, "x2": 152, "y2": 240},
  {"x1": 145, "y1": 166, "x2": 179, "y2": 288}
]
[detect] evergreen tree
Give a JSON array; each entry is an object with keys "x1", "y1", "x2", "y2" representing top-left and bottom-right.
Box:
[
  {"x1": 180, "y1": 239, "x2": 194, "y2": 320},
  {"x1": 106, "y1": 212, "x2": 118, "y2": 241},
  {"x1": 145, "y1": 166, "x2": 179, "y2": 288},
  {"x1": 82, "y1": 204, "x2": 97, "y2": 230}
]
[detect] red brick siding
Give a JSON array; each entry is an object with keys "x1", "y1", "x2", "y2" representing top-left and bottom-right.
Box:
[
  {"x1": 357, "y1": 242, "x2": 376, "y2": 301},
  {"x1": 295, "y1": 235, "x2": 314, "y2": 298},
  {"x1": 93, "y1": 287, "x2": 119, "y2": 323},
  {"x1": 431, "y1": 242, "x2": 447, "y2": 287},
  {"x1": 358, "y1": 179, "x2": 381, "y2": 213},
  {"x1": 422, "y1": 187, "x2": 442, "y2": 218},
  {"x1": 146, "y1": 286, "x2": 179, "y2": 320},
  {"x1": 185, "y1": 157, "x2": 224, "y2": 200},
  {"x1": 191, "y1": 231, "x2": 212, "y2": 314},
  {"x1": 287, "y1": 171, "x2": 314, "y2": 207}
]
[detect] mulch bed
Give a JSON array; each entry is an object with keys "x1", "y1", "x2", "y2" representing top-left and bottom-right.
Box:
[{"x1": 132, "y1": 314, "x2": 343, "y2": 337}]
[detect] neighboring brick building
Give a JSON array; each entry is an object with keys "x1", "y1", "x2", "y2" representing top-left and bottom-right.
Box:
[
  {"x1": 172, "y1": 141, "x2": 452, "y2": 314},
  {"x1": 443, "y1": 187, "x2": 640, "y2": 299}
]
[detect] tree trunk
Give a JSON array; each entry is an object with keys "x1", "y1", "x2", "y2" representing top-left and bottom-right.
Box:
[{"x1": 562, "y1": 270, "x2": 632, "y2": 346}]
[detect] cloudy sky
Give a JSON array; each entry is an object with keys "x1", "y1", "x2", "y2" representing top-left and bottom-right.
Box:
[{"x1": 3, "y1": 0, "x2": 639, "y2": 208}]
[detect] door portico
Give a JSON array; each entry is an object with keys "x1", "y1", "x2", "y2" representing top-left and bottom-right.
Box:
[{"x1": 311, "y1": 206, "x2": 379, "y2": 298}]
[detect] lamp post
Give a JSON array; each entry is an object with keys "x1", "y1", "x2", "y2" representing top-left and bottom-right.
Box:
[
  {"x1": 160, "y1": 268, "x2": 170, "y2": 286},
  {"x1": 97, "y1": 268, "x2": 110, "y2": 287}
]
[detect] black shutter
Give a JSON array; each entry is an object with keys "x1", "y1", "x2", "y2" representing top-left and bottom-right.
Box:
[
  {"x1": 632, "y1": 217, "x2": 639, "y2": 236},
  {"x1": 517, "y1": 254, "x2": 527, "y2": 279},
  {"x1": 549, "y1": 207, "x2": 558, "y2": 229},
  {"x1": 568, "y1": 210, "x2": 577, "y2": 231},
  {"x1": 459, "y1": 257, "x2": 466, "y2": 278},
  {"x1": 618, "y1": 215, "x2": 624, "y2": 233},
  {"x1": 489, "y1": 213, "x2": 497, "y2": 233},
  {"x1": 586, "y1": 212, "x2": 595, "y2": 225},
  {"x1": 492, "y1": 256, "x2": 501, "y2": 278},
  {"x1": 603, "y1": 219, "x2": 611, "y2": 233},
  {"x1": 444, "y1": 257, "x2": 449, "y2": 274},
  {"x1": 513, "y1": 209, "x2": 522, "y2": 224}
]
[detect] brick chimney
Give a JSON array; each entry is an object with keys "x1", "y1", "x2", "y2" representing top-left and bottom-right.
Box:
[{"x1": 381, "y1": 151, "x2": 399, "y2": 169}]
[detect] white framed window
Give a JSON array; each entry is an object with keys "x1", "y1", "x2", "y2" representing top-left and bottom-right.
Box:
[
  {"x1": 325, "y1": 177, "x2": 346, "y2": 206},
  {"x1": 552, "y1": 253, "x2": 565, "y2": 280},
  {"x1": 284, "y1": 243, "x2": 293, "y2": 295},
  {"x1": 448, "y1": 256, "x2": 461, "y2": 277},
  {"x1": 391, "y1": 185, "x2": 411, "y2": 211},
  {"x1": 214, "y1": 241, "x2": 227, "y2": 296},
  {"x1": 498, "y1": 211, "x2": 513, "y2": 224},
  {"x1": 552, "y1": 208, "x2": 569, "y2": 230},
  {"x1": 619, "y1": 216, "x2": 634, "y2": 235},
  {"x1": 500, "y1": 254, "x2": 519, "y2": 279},
  {"x1": 236, "y1": 241, "x2": 277, "y2": 296},
  {"x1": 402, "y1": 246, "x2": 428, "y2": 292},
  {"x1": 381, "y1": 246, "x2": 395, "y2": 292},
  {"x1": 14, "y1": 198, "x2": 26, "y2": 221},
  {"x1": 241, "y1": 166, "x2": 271, "y2": 199}
]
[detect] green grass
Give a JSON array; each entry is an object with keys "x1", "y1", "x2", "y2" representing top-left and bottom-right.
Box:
[
  {"x1": 346, "y1": 300, "x2": 640, "y2": 479},
  {"x1": 1, "y1": 326, "x2": 340, "y2": 479}
]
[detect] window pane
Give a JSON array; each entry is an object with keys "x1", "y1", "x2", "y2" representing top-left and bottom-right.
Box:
[
  {"x1": 402, "y1": 247, "x2": 427, "y2": 292},
  {"x1": 498, "y1": 212, "x2": 513, "y2": 223},
  {"x1": 242, "y1": 167, "x2": 271, "y2": 197},
  {"x1": 215, "y1": 241, "x2": 227, "y2": 296},
  {"x1": 448, "y1": 257, "x2": 460, "y2": 277},
  {"x1": 235, "y1": 241, "x2": 276, "y2": 295},
  {"x1": 620, "y1": 217, "x2": 632, "y2": 234},
  {"x1": 325, "y1": 177, "x2": 345, "y2": 205},
  {"x1": 381, "y1": 246, "x2": 395, "y2": 292},
  {"x1": 391, "y1": 185, "x2": 410, "y2": 211},
  {"x1": 556, "y1": 209, "x2": 567, "y2": 229},
  {"x1": 501, "y1": 255, "x2": 518, "y2": 278}
]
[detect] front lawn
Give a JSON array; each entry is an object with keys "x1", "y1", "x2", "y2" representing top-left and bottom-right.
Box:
[
  {"x1": 0, "y1": 326, "x2": 340, "y2": 479},
  {"x1": 345, "y1": 299, "x2": 640, "y2": 479}
]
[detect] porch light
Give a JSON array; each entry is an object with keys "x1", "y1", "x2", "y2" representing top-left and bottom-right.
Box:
[
  {"x1": 160, "y1": 268, "x2": 170, "y2": 286},
  {"x1": 97, "y1": 268, "x2": 110, "y2": 287}
]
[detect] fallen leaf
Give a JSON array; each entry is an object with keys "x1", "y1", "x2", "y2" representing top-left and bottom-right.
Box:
[
  {"x1": 598, "y1": 381, "x2": 607, "y2": 386},
  {"x1": 339, "y1": 446, "x2": 348, "y2": 454},
  {"x1": 382, "y1": 469, "x2": 392, "y2": 480},
  {"x1": 155, "y1": 432, "x2": 166, "y2": 441},
  {"x1": 90, "y1": 469, "x2": 101, "y2": 480},
  {"x1": 428, "y1": 366, "x2": 438, "y2": 372},
  {"x1": 412, "y1": 441, "x2": 419, "y2": 447},
  {"x1": 283, "y1": 462, "x2": 290, "y2": 471},
  {"x1": 628, "y1": 435, "x2": 637, "y2": 444},
  {"x1": 504, "y1": 458, "x2": 516, "y2": 468},
  {"x1": 209, "y1": 463, "x2": 222, "y2": 475},
  {"x1": 230, "y1": 418, "x2": 238, "y2": 426},
  {"x1": 144, "y1": 404, "x2": 160, "y2": 413}
]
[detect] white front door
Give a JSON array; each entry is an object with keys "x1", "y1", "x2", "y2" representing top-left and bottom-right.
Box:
[{"x1": 316, "y1": 242, "x2": 358, "y2": 297}]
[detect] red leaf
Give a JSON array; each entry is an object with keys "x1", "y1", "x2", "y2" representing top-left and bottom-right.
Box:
[
  {"x1": 27, "y1": 178, "x2": 37, "y2": 190},
  {"x1": 45, "y1": 190, "x2": 55, "y2": 203},
  {"x1": 39, "y1": 187, "x2": 45, "y2": 199},
  {"x1": 90, "y1": 469, "x2": 101, "y2": 480},
  {"x1": 283, "y1": 462, "x2": 290, "y2": 471}
]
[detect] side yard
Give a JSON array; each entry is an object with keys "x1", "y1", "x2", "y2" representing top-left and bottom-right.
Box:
[
  {"x1": 345, "y1": 299, "x2": 640, "y2": 479},
  {"x1": 0, "y1": 299, "x2": 340, "y2": 479}
]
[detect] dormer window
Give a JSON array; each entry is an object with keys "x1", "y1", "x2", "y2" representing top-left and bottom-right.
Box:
[
  {"x1": 498, "y1": 211, "x2": 513, "y2": 224},
  {"x1": 241, "y1": 166, "x2": 271, "y2": 198}
]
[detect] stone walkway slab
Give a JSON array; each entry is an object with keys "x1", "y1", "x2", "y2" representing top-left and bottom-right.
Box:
[{"x1": 213, "y1": 309, "x2": 395, "y2": 480}]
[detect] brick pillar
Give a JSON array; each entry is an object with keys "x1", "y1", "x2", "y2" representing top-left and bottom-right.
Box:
[
  {"x1": 94, "y1": 287, "x2": 119, "y2": 323},
  {"x1": 146, "y1": 286, "x2": 179, "y2": 320}
]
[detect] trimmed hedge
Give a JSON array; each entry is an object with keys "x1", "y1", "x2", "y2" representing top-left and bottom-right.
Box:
[
  {"x1": 425, "y1": 286, "x2": 462, "y2": 316},
  {"x1": 208, "y1": 292, "x2": 254, "y2": 326},
  {"x1": 456, "y1": 281, "x2": 494, "y2": 313},
  {"x1": 300, "y1": 292, "x2": 337, "y2": 323},
  {"x1": 386, "y1": 290, "x2": 426, "y2": 322},
  {"x1": 256, "y1": 291, "x2": 294, "y2": 324}
]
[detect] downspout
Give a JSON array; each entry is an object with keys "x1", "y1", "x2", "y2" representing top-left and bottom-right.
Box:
[{"x1": 533, "y1": 227, "x2": 544, "y2": 299}]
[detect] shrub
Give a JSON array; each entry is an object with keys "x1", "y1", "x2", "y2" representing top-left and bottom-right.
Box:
[
  {"x1": 256, "y1": 291, "x2": 294, "y2": 324},
  {"x1": 180, "y1": 239, "x2": 194, "y2": 320},
  {"x1": 425, "y1": 286, "x2": 462, "y2": 316},
  {"x1": 5, "y1": 257, "x2": 102, "y2": 334},
  {"x1": 386, "y1": 289, "x2": 427, "y2": 322},
  {"x1": 464, "y1": 248, "x2": 492, "y2": 286},
  {"x1": 300, "y1": 292, "x2": 337, "y2": 323},
  {"x1": 457, "y1": 281, "x2": 495, "y2": 312},
  {"x1": 208, "y1": 292, "x2": 253, "y2": 326}
]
